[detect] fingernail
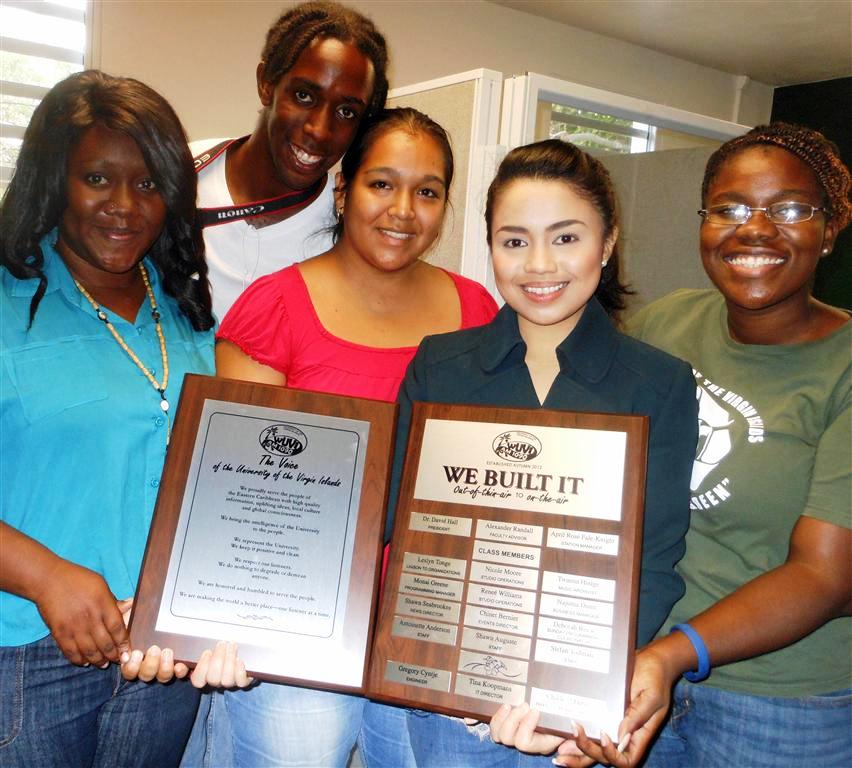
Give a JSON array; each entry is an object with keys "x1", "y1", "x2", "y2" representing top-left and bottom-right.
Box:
[
  {"x1": 99, "y1": 661, "x2": 110, "y2": 669},
  {"x1": 131, "y1": 650, "x2": 143, "y2": 663},
  {"x1": 617, "y1": 733, "x2": 631, "y2": 753},
  {"x1": 163, "y1": 648, "x2": 173, "y2": 661},
  {"x1": 120, "y1": 651, "x2": 130, "y2": 664},
  {"x1": 601, "y1": 731, "x2": 612, "y2": 748},
  {"x1": 569, "y1": 719, "x2": 578, "y2": 735}
]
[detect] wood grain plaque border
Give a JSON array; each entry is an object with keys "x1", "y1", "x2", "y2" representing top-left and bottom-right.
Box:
[
  {"x1": 367, "y1": 402, "x2": 648, "y2": 739},
  {"x1": 130, "y1": 374, "x2": 397, "y2": 693}
]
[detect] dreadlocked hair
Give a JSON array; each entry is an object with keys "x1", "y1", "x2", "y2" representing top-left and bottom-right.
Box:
[
  {"x1": 260, "y1": 1, "x2": 388, "y2": 118},
  {"x1": 702, "y1": 122, "x2": 851, "y2": 232}
]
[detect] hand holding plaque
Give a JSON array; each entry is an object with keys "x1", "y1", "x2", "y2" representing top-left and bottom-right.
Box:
[
  {"x1": 130, "y1": 375, "x2": 396, "y2": 691},
  {"x1": 368, "y1": 402, "x2": 648, "y2": 740}
]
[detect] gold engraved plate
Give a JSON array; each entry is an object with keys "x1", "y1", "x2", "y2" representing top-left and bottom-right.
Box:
[
  {"x1": 396, "y1": 594, "x2": 461, "y2": 623},
  {"x1": 402, "y1": 552, "x2": 467, "y2": 579},
  {"x1": 385, "y1": 660, "x2": 452, "y2": 691},
  {"x1": 410, "y1": 512, "x2": 472, "y2": 537},
  {"x1": 461, "y1": 627, "x2": 532, "y2": 660},
  {"x1": 392, "y1": 616, "x2": 458, "y2": 646},
  {"x1": 398, "y1": 572, "x2": 464, "y2": 601}
]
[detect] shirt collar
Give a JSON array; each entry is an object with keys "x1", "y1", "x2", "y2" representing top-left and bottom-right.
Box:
[
  {"x1": 10, "y1": 230, "x2": 163, "y2": 315},
  {"x1": 479, "y1": 297, "x2": 619, "y2": 384}
]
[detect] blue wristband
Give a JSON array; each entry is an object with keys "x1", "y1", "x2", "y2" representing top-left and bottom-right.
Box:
[{"x1": 670, "y1": 623, "x2": 711, "y2": 682}]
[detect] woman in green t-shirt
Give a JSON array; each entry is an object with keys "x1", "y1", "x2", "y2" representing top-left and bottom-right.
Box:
[{"x1": 537, "y1": 123, "x2": 850, "y2": 767}]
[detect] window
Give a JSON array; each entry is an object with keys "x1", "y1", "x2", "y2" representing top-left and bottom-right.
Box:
[
  {"x1": 549, "y1": 104, "x2": 654, "y2": 154},
  {"x1": 1, "y1": 0, "x2": 87, "y2": 193}
]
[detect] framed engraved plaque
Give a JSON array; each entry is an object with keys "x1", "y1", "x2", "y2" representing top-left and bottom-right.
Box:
[
  {"x1": 130, "y1": 374, "x2": 396, "y2": 692},
  {"x1": 367, "y1": 402, "x2": 648, "y2": 739}
]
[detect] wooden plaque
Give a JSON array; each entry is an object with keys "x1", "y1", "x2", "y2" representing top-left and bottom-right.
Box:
[
  {"x1": 130, "y1": 374, "x2": 396, "y2": 693},
  {"x1": 367, "y1": 402, "x2": 648, "y2": 739}
]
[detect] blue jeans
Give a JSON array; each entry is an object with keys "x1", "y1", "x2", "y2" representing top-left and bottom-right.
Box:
[
  {"x1": 0, "y1": 634, "x2": 199, "y2": 768},
  {"x1": 358, "y1": 701, "x2": 416, "y2": 768},
  {"x1": 645, "y1": 679, "x2": 852, "y2": 767},
  {"x1": 183, "y1": 683, "x2": 365, "y2": 767},
  {"x1": 406, "y1": 710, "x2": 554, "y2": 768}
]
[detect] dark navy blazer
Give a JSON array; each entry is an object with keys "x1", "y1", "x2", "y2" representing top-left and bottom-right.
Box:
[{"x1": 389, "y1": 298, "x2": 698, "y2": 645}]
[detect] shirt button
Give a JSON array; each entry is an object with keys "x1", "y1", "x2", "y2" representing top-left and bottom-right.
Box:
[
  {"x1": 155, "y1": 417, "x2": 164, "y2": 427},
  {"x1": 150, "y1": 478, "x2": 160, "y2": 488}
]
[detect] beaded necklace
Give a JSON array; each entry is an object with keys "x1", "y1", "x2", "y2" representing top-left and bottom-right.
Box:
[{"x1": 73, "y1": 262, "x2": 171, "y2": 441}]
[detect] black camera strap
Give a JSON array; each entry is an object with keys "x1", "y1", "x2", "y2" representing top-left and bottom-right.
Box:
[{"x1": 194, "y1": 137, "x2": 324, "y2": 228}]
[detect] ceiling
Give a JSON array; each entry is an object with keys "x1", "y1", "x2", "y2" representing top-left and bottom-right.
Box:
[{"x1": 490, "y1": 0, "x2": 852, "y2": 86}]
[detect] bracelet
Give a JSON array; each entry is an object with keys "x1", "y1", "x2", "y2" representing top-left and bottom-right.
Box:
[{"x1": 670, "y1": 623, "x2": 711, "y2": 682}]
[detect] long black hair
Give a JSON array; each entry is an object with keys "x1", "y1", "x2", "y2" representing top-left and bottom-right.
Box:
[
  {"x1": 0, "y1": 69, "x2": 214, "y2": 330},
  {"x1": 331, "y1": 107, "x2": 454, "y2": 243}
]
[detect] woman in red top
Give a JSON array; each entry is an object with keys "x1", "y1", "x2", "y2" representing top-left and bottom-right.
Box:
[{"x1": 213, "y1": 107, "x2": 497, "y2": 768}]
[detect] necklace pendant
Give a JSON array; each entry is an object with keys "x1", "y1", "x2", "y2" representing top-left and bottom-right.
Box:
[{"x1": 160, "y1": 398, "x2": 170, "y2": 412}]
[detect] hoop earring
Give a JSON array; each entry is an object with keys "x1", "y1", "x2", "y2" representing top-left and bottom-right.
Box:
[{"x1": 336, "y1": 208, "x2": 344, "y2": 222}]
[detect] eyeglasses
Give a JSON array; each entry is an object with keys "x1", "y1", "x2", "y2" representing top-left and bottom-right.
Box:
[{"x1": 698, "y1": 202, "x2": 829, "y2": 226}]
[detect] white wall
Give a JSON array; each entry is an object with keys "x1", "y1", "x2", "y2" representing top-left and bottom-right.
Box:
[{"x1": 91, "y1": 0, "x2": 773, "y2": 141}]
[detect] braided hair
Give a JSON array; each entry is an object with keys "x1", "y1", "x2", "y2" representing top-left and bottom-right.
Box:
[
  {"x1": 702, "y1": 122, "x2": 851, "y2": 232},
  {"x1": 260, "y1": 1, "x2": 389, "y2": 119},
  {"x1": 0, "y1": 70, "x2": 214, "y2": 330}
]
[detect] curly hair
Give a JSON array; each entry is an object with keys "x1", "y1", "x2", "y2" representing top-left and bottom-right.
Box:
[
  {"x1": 485, "y1": 139, "x2": 632, "y2": 320},
  {"x1": 331, "y1": 107, "x2": 454, "y2": 243},
  {"x1": 260, "y1": 1, "x2": 389, "y2": 119},
  {"x1": 0, "y1": 70, "x2": 213, "y2": 330},
  {"x1": 702, "y1": 122, "x2": 851, "y2": 232}
]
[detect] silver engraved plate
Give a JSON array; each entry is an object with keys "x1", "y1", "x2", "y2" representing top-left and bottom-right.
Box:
[
  {"x1": 471, "y1": 539, "x2": 541, "y2": 568},
  {"x1": 475, "y1": 519, "x2": 543, "y2": 546},
  {"x1": 410, "y1": 512, "x2": 472, "y2": 537},
  {"x1": 463, "y1": 604, "x2": 534, "y2": 636},
  {"x1": 402, "y1": 552, "x2": 467, "y2": 579},
  {"x1": 385, "y1": 661, "x2": 452, "y2": 691},
  {"x1": 395, "y1": 594, "x2": 461, "y2": 623},
  {"x1": 458, "y1": 649, "x2": 529, "y2": 684},
  {"x1": 392, "y1": 616, "x2": 458, "y2": 646},
  {"x1": 398, "y1": 572, "x2": 464, "y2": 601},
  {"x1": 468, "y1": 560, "x2": 539, "y2": 591},
  {"x1": 466, "y1": 583, "x2": 537, "y2": 614},
  {"x1": 460, "y1": 627, "x2": 532, "y2": 660},
  {"x1": 454, "y1": 673, "x2": 526, "y2": 705}
]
